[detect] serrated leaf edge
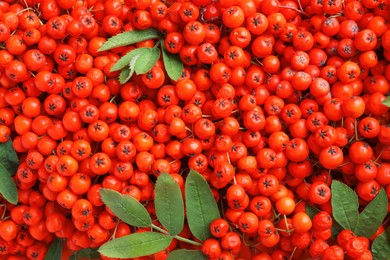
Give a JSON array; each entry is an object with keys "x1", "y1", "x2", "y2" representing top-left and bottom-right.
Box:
[
  {"x1": 99, "y1": 29, "x2": 160, "y2": 52},
  {"x1": 118, "y1": 54, "x2": 141, "y2": 85},
  {"x1": 134, "y1": 48, "x2": 161, "y2": 75}
]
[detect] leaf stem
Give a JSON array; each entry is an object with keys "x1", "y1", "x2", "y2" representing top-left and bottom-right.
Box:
[
  {"x1": 151, "y1": 224, "x2": 202, "y2": 247},
  {"x1": 154, "y1": 40, "x2": 161, "y2": 49},
  {"x1": 151, "y1": 224, "x2": 169, "y2": 234}
]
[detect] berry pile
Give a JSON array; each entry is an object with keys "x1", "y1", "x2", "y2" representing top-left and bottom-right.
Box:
[{"x1": 0, "y1": 0, "x2": 389, "y2": 259}]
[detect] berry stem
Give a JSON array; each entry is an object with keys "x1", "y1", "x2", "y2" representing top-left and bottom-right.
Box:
[
  {"x1": 354, "y1": 119, "x2": 359, "y2": 141},
  {"x1": 289, "y1": 246, "x2": 297, "y2": 260}
]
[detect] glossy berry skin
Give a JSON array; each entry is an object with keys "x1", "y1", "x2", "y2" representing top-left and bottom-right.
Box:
[{"x1": 201, "y1": 238, "x2": 222, "y2": 259}]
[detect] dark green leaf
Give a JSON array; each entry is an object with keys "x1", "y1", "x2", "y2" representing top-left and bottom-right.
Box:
[
  {"x1": 69, "y1": 248, "x2": 100, "y2": 260},
  {"x1": 185, "y1": 169, "x2": 220, "y2": 241},
  {"x1": 154, "y1": 173, "x2": 184, "y2": 236},
  {"x1": 118, "y1": 54, "x2": 141, "y2": 85},
  {"x1": 44, "y1": 238, "x2": 62, "y2": 260},
  {"x1": 0, "y1": 140, "x2": 18, "y2": 204},
  {"x1": 110, "y1": 48, "x2": 149, "y2": 72},
  {"x1": 382, "y1": 96, "x2": 390, "y2": 107},
  {"x1": 331, "y1": 180, "x2": 359, "y2": 230},
  {"x1": 354, "y1": 189, "x2": 388, "y2": 238},
  {"x1": 167, "y1": 249, "x2": 207, "y2": 260},
  {"x1": 161, "y1": 40, "x2": 183, "y2": 81},
  {"x1": 70, "y1": 248, "x2": 100, "y2": 260},
  {"x1": 99, "y1": 29, "x2": 160, "y2": 51},
  {"x1": 99, "y1": 232, "x2": 172, "y2": 258},
  {"x1": 331, "y1": 221, "x2": 344, "y2": 239},
  {"x1": 100, "y1": 188, "x2": 151, "y2": 227},
  {"x1": 134, "y1": 48, "x2": 161, "y2": 75},
  {"x1": 0, "y1": 164, "x2": 18, "y2": 204},
  {"x1": 305, "y1": 204, "x2": 320, "y2": 219},
  {"x1": 68, "y1": 254, "x2": 77, "y2": 260},
  {"x1": 0, "y1": 140, "x2": 19, "y2": 175},
  {"x1": 372, "y1": 226, "x2": 390, "y2": 260}
]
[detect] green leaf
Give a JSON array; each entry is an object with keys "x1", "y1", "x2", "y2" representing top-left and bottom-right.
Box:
[
  {"x1": 99, "y1": 232, "x2": 172, "y2": 258},
  {"x1": 69, "y1": 248, "x2": 100, "y2": 260},
  {"x1": 0, "y1": 140, "x2": 19, "y2": 175},
  {"x1": 44, "y1": 238, "x2": 62, "y2": 260},
  {"x1": 0, "y1": 140, "x2": 18, "y2": 204},
  {"x1": 167, "y1": 249, "x2": 207, "y2": 260},
  {"x1": 354, "y1": 188, "x2": 388, "y2": 238},
  {"x1": 119, "y1": 67, "x2": 131, "y2": 85},
  {"x1": 161, "y1": 40, "x2": 183, "y2": 81},
  {"x1": 99, "y1": 29, "x2": 160, "y2": 51},
  {"x1": 154, "y1": 173, "x2": 184, "y2": 236},
  {"x1": 134, "y1": 48, "x2": 161, "y2": 75},
  {"x1": 331, "y1": 180, "x2": 359, "y2": 230},
  {"x1": 331, "y1": 220, "x2": 344, "y2": 239},
  {"x1": 100, "y1": 188, "x2": 151, "y2": 227},
  {"x1": 185, "y1": 169, "x2": 220, "y2": 241},
  {"x1": 372, "y1": 226, "x2": 390, "y2": 260},
  {"x1": 110, "y1": 48, "x2": 149, "y2": 72},
  {"x1": 0, "y1": 164, "x2": 18, "y2": 204},
  {"x1": 305, "y1": 204, "x2": 320, "y2": 219},
  {"x1": 118, "y1": 54, "x2": 141, "y2": 85},
  {"x1": 382, "y1": 96, "x2": 390, "y2": 107}
]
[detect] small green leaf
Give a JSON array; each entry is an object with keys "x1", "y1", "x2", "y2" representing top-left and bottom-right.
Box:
[
  {"x1": 305, "y1": 204, "x2": 320, "y2": 219},
  {"x1": 44, "y1": 238, "x2": 62, "y2": 260},
  {"x1": 331, "y1": 180, "x2": 359, "y2": 230},
  {"x1": 354, "y1": 189, "x2": 388, "y2": 238},
  {"x1": 372, "y1": 226, "x2": 390, "y2": 260},
  {"x1": 119, "y1": 67, "x2": 134, "y2": 85},
  {"x1": 118, "y1": 54, "x2": 141, "y2": 85},
  {"x1": 100, "y1": 188, "x2": 151, "y2": 227},
  {"x1": 110, "y1": 48, "x2": 149, "y2": 72},
  {"x1": 167, "y1": 249, "x2": 207, "y2": 260},
  {"x1": 0, "y1": 140, "x2": 18, "y2": 204},
  {"x1": 185, "y1": 169, "x2": 220, "y2": 241},
  {"x1": 99, "y1": 232, "x2": 172, "y2": 258},
  {"x1": 0, "y1": 164, "x2": 18, "y2": 204},
  {"x1": 99, "y1": 29, "x2": 160, "y2": 51},
  {"x1": 119, "y1": 67, "x2": 131, "y2": 85},
  {"x1": 161, "y1": 40, "x2": 183, "y2": 81},
  {"x1": 134, "y1": 48, "x2": 161, "y2": 75},
  {"x1": 382, "y1": 96, "x2": 390, "y2": 107},
  {"x1": 0, "y1": 140, "x2": 19, "y2": 175},
  {"x1": 154, "y1": 173, "x2": 184, "y2": 236},
  {"x1": 69, "y1": 248, "x2": 100, "y2": 260},
  {"x1": 331, "y1": 221, "x2": 344, "y2": 239}
]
